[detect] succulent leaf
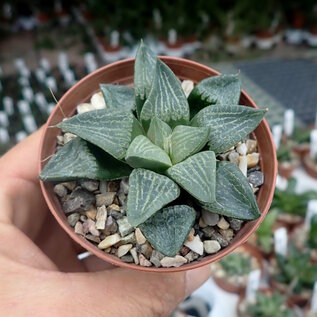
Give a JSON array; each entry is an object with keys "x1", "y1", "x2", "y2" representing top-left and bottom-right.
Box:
[
  {"x1": 170, "y1": 125, "x2": 210, "y2": 164},
  {"x1": 147, "y1": 116, "x2": 172, "y2": 150},
  {"x1": 57, "y1": 109, "x2": 140, "y2": 160},
  {"x1": 188, "y1": 74, "x2": 241, "y2": 118},
  {"x1": 140, "y1": 59, "x2": 190, "y2": 130},
  {"x1": 139, "y1": 205, "x2": 196, "y2": 256},
  {"x1": 100, "y1": 84, "x2": 135, "y2": 112},
  {"x1": 134, "y1": 40, "x2": 157, "y2": 118},
  {"x1": 125, "y1": 135, "x2": 172, "y2": 172},
  {"x1": 191, "y1": 105, "x2": 266, "y2": 154},
  {"x1": 201, "y1": 161, "x2": 261, "y2": 220},
  {"x1": 40, "y1": 137, "x2": 132, "y2": 181},
  {"x1": 167, "y1": 151, "x2": 216, "y2": 204},
  {"x1": 127, "y1": 169, "x2": 180, "y2": 227}
]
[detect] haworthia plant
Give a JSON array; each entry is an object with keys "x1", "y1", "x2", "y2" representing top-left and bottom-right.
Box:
[{"x1": 40, "y1": 41, "x2": 267, "y2": 256}]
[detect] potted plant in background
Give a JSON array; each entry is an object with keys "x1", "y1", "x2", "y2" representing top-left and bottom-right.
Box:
[
  {"x1": 39, "y1": 41, "x2": 276, "y2": 271},
  {"x1": 210, "y1": 243, "x2": 263, "y2": 294},
  {"x1": 291, "y1": 126, "x2": 311, "y2": 159},
  {"x1": 277, "y1": 143, "x2": 299, "y2": 179}
]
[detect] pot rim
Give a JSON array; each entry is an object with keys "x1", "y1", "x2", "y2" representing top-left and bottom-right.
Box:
[{"x1": 39, "y1": 56, "x2": 277, "y2": 272}]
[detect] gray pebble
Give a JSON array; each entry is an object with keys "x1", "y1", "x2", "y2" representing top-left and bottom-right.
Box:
[
  {"x1": 82, "y1": 218, "x2": 99, "y2": 236},
  {"x1": 150, "y1": 250, "x2": 164, "y2": 267},
  {"x1": 202, "y1": 209, "x2": 219, "y2": 226},
  {"x1": 54, "y1": 184, "x2": 67, "y2": 198},
  {"x1": 217, "y1": 152, "x2": 230, "y2": 161},
  {"x1": 74, "y1": 222, "x2": 84, "y2": 236},
  {"x1": 130, "y1": 247, "x2": 139, "y2": 265},
  {"x1": 228, "y1": 152, "x2": 239, "y2": 165},
  {"x1": 117, "y1": 217, "x2": 134, "y2": 237},
  {"x1": 67, "y1": 213, "x2": 80, "y2": 227},
  {"x1": 99, "y1": 181, "x2": 107, "y2": 194},
  {"x1": 185, "y1": 251, "x2": 199, "y2": 262},
  {"x1": 107, "y1": 181, "x2": 120, "y2": 192},
  {"x1": 104, "y1": 216, "x2": 118, "y2": 235},
  {"x1": 248, "y1": 171, "x2": 264, "y2": 188},
  {"x1": 118, "y1": 192, "x2": 127, "y2": 206},
  {"x1": 61, "y1": 181, "x2": 76, "y2": 191},
  {"x1": 85, "y1": 234, "x2": 101, "y2": 243},
  {"x1": 79, "y1": 180, "x2": 99, "y2": 192},
  {"x1": 120, "y1": 255, "x2": 134, "y2": 263},
  {"x1": 108, "y1": 209, "x2": 123, "y2": 220},
  {"x1": 139, "y1": 254, "x2": 152, "y2": 267},
  {"x1": 95, "y1": 205, "x2": 107, "y2": 230},
  {"x1": 120, "y1": 178, "x2": 129, "y2": 195},
  {"x1": 138, "y1": 242, "x2": 153, "y2": 259},
  {"x1": 95, "y1": 192, "x2": 116, "y2": 207},
  {"x1": 202, "y1": 227, "x2": 229, "y2": 247},
  {"x1": 228, "y1": 218, "x2": 243, "y2": 231},
  {"x1": 117, "y1": 232, "x2": 136, "y2": 246},
  {"x1": 63, "y1": 188, "x2": 95, "y2": 214}
]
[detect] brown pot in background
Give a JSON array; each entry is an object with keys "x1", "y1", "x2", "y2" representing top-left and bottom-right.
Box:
[
  {"x1": 303, "y1": 153, "x2": 317, "y2": 179},
  {"x1": 212, "y1": 243, "x2": 264, "y2": 294},
  {"x1": 278, "y1": 160, "x2": 299, "y2": 179},
  {"x1": 293, "y1": 143, "x2": 310, "y2": 160},
  {"x1": 39, "y1": 57, "x2": 277, "y2": 272}
]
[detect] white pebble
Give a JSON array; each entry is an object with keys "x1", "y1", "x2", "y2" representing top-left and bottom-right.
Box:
[
  {"x1": 90, "y1": 93, "x2": 106, "y2": 109},
  {"x1": 77, "y1": 103, "x2": 95, "y2": 114},
  {"x1": 117, "y1": 244, "x2": 133, "y2": 257},
  {"x1": 239, "y1": 155, "x2": 248, "y2": 176},
  {"x1": 98, "y1": 233, "x2": 120, "y2": 249},
  {"x1": 184, "y1": 235, "x2": 204, "y2": 255},
  {"x1": 135, "y1": 228, "x2": 146, "y2": 245},
  {"x1": 236, "y1": 143, "x2": 247, "y2": 156},
  {"x1": 181, "y1": 80, "x2": 194, "y2": 97},
  {"x1": 217, "y1": 217, "x2": 230, "y2": 230},
  {"x1": 202, "y1": 209, "x2": 219, "y2": 226},
  {"x1": 204, "y1": 240, "x2": 221, "y2": 254},
  {"x1": 160, "y1": 255, "x2": 187, "y2": 268}
]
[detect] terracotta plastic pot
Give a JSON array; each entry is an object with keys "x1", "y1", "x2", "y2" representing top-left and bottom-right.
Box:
[
  {"x1": 303, "y1": 153, "x2": 317, "y2": 179},
  {"x1": 39, "y1": 57, "x2": 277, "y2": 272},
  {"x1": 212, "y1": 243, "x2": 264, "y2": 294}
]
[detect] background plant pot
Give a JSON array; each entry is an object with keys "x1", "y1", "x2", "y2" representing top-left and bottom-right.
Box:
[
  {"x1": 303, "y1": 153, "x2": 317, "y2": 179},
  {"x1": 212, "y1": 243, "x2": 264, "y2": 294},
  {"x1": 293, "y1": 143, "x2": 310, "y2": 159},
  {"x1": 39, "y1": 57, "x2": 277, "y2": 272},
  {"x1": 278, "y1": 160, "x2": 299, "y2": 179}
]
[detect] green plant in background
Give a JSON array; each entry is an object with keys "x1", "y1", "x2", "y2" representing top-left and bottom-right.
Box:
[
  {"x1": 276, "y1": 144, "x2": 294, "y2": 163},
  {"x1": 246, "y1": 291, "x2": 296, "y2": 317},
  {"x1": 272, "y1": 178, "x2": 317, "y2": 217},
  {"x1": 40, "y1": 41, "x2": 266, "y2": 256},
  {"x1": 308, "y1": 215, "x2": 317, "y2": 249},
  {"x1": 275, "y1": 245, "x2": 317, "y2": 294},
  {"x1": 219, "y1": 252, "x2": 251, "y2": 276},
  {"x1": 292, "y1": 127, "x2": 310, "y2": 144},
  {"x1": 256, "y1": 208, "x2": 279, "y2": 253}
]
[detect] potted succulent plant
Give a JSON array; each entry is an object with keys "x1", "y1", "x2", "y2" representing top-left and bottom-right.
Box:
[
  {"x1": 237, "y1": 288, "x2": 299, "y2": 317},
  {"x1": 269, "y1": 245, "x2": 317, "y2": 306},
  {"x1": 39, "y1": 41, "x2": 276, "y2": 271},
  {"x1": 210, "y1": 243, "x2": 263, "y2": 294},
  {"x1": 277, "y1": 143, "x2": 299, "y2": 179},
  {"x1": 291, "y1": 127, "x2": 311, "y2": 159}
]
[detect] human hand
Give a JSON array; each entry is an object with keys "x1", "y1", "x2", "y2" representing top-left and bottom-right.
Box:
[{"x1": 0, "y1": 128, "x2": 211, "y2": 317}]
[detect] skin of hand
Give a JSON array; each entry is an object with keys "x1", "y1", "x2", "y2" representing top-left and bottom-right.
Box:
[{"x1": 0, "y1": 128, "x2": 211, "y2": 317}]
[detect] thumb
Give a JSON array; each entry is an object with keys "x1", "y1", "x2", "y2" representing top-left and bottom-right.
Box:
[{"x1": 66, "y1": 265, "x2": 211, "y2": 317}]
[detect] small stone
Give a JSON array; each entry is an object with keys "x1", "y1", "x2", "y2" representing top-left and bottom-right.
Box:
[
  {"x1": 202, "y1": 209, "x2": 219, "y2": 226},
  {"x1": 180, "y1": 246, "x2": 190, "y2": 256},
  {"x1": 77, "y1": 103, "x2": 95, "y2": 114},
  {"x1": 219, "y1": 228, "x2": 234, "y2": 242},
  {"x1": 130, "y1": 247, "x2": 139, "y2": 265},
  {"x1": 113, "y1": 196, "x2": 120, "y2": 206},
  {"x1": 67, "y1": 213, "x2": 80, "y2": 227},
  {"x1": 135, "y1": 228, "x2": 146, "y2": 245},
  {"x1": 199, "y1": 217, "x2": 208, "y2": 228},
  {"x1": 139, "y1": 241, "x2": 153, "y2": 259},
  {"x1": 117, "y1": 244, "x2": 133, "y2": 257},
  {"x1": 74, "y1": 222, "x2": 84, "y2": 236},
  {"x1": 63, "y1": 133, "x2": 77, "y2": 144},
  {"x1": 104, "y1": 216, "x2": 118, "y2": 235},
  {"x1": 107, "y1": 181, "x2": 120, "y2": 192},
  {"x1": 228, "y1": 218, "x2": 243, "y2": 231},
  {"x1": 181, "y1": 80, "x2": 194, "y2": 97},
  {"x1": 246, "y1": 139, "x2": 257, "y2": 154},
  {"x1": 253, "y1": 187, "x2": 259, "y2": 194},
  {"x1": 95, "y1": 205, "x2": 107, "y2": 230},
  {"x1": 217, "y1": 217, "x2": 230, "y2": 230},
  {"x1": 63, "y1": 188, "x2": 95, "y2": 214},
  {"x1": 218, "y1": 152, "x2": 230, "y2": 161},
  {"x1": 202, "y1": 227, "x2": 229, "y2": 247},
  {"x1": 149, "y1": 250, "x2": 164, "y2": 267},
  {"x1": 56, "y1": 135, "x2": 64, "y2": 145},
  {"x1": 98, "y1": 233, "x2": 120, "y2": 249},
  {"x1": 139, "y1": 254, "x2": 152, "y2": 267},
  {"x1": 186, "y1": 228, "x2": 195, "y2": 242},
  {"x1": 248, "y1": 171, "x2": 264, "y2": 188},
  {"x1": 120, "y1": 178, "x2": 129, "y2": 195},
  {"x1": 90, "y1": 92, "x2": 106, "y2": 109},
  {"x1": 108, "y1": 209, "x2": 123, "y2": 220},
  {"x1": 80, "y1": 215, "x2": 87, "y2": 222},
  {"x1": 117, "y1": 217, "x2": 134, "y2": 237},
  {"x1": 121, "y1": 255, "x2": 134, "y2": 263},
  {"x1": 86, "y1": 208, "x2": 97, "y2": 220},
  {"x1": 108, "y1": 204, "x2": 120, "y2": 212},
  {"x1": 228, "y1": 151, "x2": 239, "y2": 165},
  {"x1": 79, "y1": 180, "x2": 99, "y2": 192},
  {"x1": 104, "y1": 247, "x2": 111, "y2": 253},
  {"x1": 118, "y1": 232, "x2": 136, "y2": 245},
  {"x1": 239, "y1": 155, "x2": 248, "y2": 176},
  {"x1": 96, "y1": 192, "x2": 116, "y2": 207},
  {"x1": 161, "y1": 255, "x2": 187, "y2": 268},
  {"x1": 247, "y1": 153, "x2": 260, "y2": 168},
  {"x1": 184, "y1": 235, "x2": 204, "y2": 255},
  {"x1": 83, "y1": 218, "x2": 100, "y2": 236},
  {"x1": 185, "y1": 251, "x2": 199, "y2": 262},
  {"x1": 99, "y1": 181, "x2": 107, "y2": 194},
  {"x1": 85, "y1": 234, "x2": 101, "y2": 243},
  {"x1": 203, "y1": 240, "x2": 221, "y2": 254},
  {"x1": 118, "y1": 192, "x2": 126, "y2": 206},
  {"x1": 61, "y1": 181, "x2": 76, "y2": 191},
  {"x1": 236, "y1": 143, "x2": 247, "y2": 156},
  {"x1": 54, "y1": 184, "x2": 67, "y2": 197}
]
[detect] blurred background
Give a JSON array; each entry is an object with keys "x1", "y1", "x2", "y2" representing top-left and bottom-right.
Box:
[{"x1": 1, "y1": 1, "x2": 317, "y2": 317}]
